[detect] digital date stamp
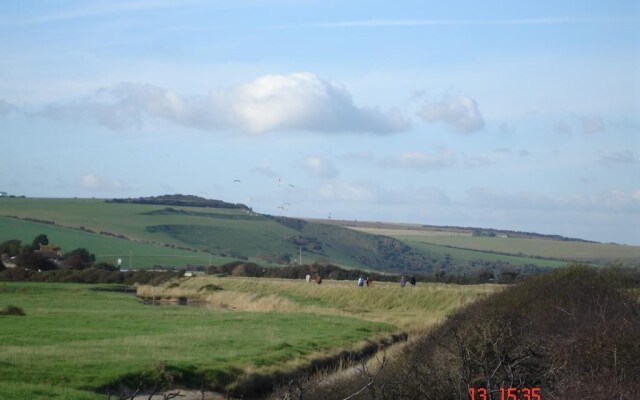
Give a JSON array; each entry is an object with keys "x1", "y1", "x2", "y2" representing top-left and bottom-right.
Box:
[{"x1": 469, "y1": 387, "x2": 541, "y2": 400}]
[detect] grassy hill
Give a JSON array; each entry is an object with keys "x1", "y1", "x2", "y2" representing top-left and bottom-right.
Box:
[
  {"x1": 2, "y1": 196, "x2": 637, "y2": 272},
  {"x1": 310, "y1": 218, "x2": 640, "y2": 268}
]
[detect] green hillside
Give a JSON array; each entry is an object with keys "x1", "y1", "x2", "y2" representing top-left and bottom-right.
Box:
[
  {"x1": 328, "y1": 220, "x2": 640, "y2": 267},
  {"x1": 3, "y1": 196, "x2": 633, "y2": 272},
  {"x1": 0, "y1": 216, "x2": 233, "y2": 268}
]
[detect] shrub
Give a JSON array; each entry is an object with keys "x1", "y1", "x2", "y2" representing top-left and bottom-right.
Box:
[
  {"x1": 198, "y1": 283, "x2": 223, "y2": 292},
  {"x1": 0, "y1": 305, "x2": 26, "y2": 316},
  {"x1": 14, "y1": 252, "x2": 57, "y2": 271},
  {"x1": 276, "y1": 265, "x2": 640, "y2": 399}
]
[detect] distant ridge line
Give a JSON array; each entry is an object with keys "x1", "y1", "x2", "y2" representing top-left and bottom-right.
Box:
[{"x1": 106, "y1": 194, "x2": 249, "y2": 210}]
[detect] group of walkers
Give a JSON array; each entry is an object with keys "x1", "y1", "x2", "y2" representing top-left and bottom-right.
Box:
[
  {"x1": 306, "y1": 273, "x2": 416, "y2": 288},
  {"x1": 357, "y1": 276, "x2": 373, "y2": 287},
  {"x1": 399, "y1": 274, "x2": 416, "y2": 288}
]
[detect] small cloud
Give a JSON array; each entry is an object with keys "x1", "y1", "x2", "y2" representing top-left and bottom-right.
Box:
[
  {"x1": 554, "y1": 120, "x2": 572, "y2": 136},
  {"x1": 80, "y1": 174, "x2": 126, "y2": 191},
  {"x1": 340, "y1": 151, "x2": 375, "y2": 162},
  {"x1": 464, "y1": 186, "x2": 640, "y2": 212},
  {"x1": 498, "y1": 123, "x2": 516, "y2": 134},
  {"x1": 581, "y1": 116, "x2": 605, "y2": 134},
  {"x1": 0, "y1": 100, "x2": 18, "y2": 115},
  {"x1": 252, "y1": 166, "x2": 279, "y2": 178},
  {"x1": 417, "y1": 94, "x2": 485, "y2": 134},
  {"x1": 598, "y1": 150, "x2": 635, "y2": 166},
  {"x1": 299, "y1": 156, "x2": 339, "y2": 179},
  {"x1": 317, "y1": 181, "x2": 377, "y2": 202},
  {"x1": 380, "y1": 149, "x2": 496, "y2": 170},
  {"x1": 381, "y1": 150, "x2": 457, "y2": 170},
  {"x1": 494, "y1": 148, "x2": 530, "y2": 157},
  {"x1": 580, "y1": 176, "x2": 596, "y2": 184}
]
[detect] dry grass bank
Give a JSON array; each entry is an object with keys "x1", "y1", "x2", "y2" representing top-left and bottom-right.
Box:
[{"x1": 138, "y1": 276, "x2": 502, "y2": 331}]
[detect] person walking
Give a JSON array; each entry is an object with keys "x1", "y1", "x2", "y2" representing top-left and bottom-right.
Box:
[
  {"x1": 409, "y1": 274, "x2": 416, "y2": 287},
  {"x1": 400, "y1": 275, "x2": 406, "y2": 288}
]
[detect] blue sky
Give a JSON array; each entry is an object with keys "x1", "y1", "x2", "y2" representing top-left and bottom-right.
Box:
[{"x1": 1, "y1": 0, "x2": 638, "y2": 244}]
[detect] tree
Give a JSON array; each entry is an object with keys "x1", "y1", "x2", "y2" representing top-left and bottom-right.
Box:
[
  {"x1": 0, "y1": 239, "x2": 23, "y2": 257},
  {"x1": 31, "y1": 234, "x2": 49, "y2": 249},
  {"x1": 62, "y1": 248, "x2": 96, "y2": 270},
  {"x1": 14, "y1": 252, "x2": 57, "y2": 271}
]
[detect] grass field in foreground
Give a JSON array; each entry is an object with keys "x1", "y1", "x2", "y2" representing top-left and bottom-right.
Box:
[
  {"x1": 0, "y1": 278, "x2": 498, "y2": 399},
  {"x1": 0, "y1": 281, "x2": 394, "y2": 399}
]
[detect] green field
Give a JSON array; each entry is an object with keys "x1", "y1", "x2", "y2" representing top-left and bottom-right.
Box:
[
  {"x1": 345, "y1": 224, "x2": 640, "y2": 267},
  {"x1": 404, "y1": 239, "x2": 568, "y2": 268},
  {"x1": 0, "y1": 280, "x2": 400, "y2": 399},
  {"x1": 0, "y1": 216, "x2": 233, "y2": 268},
  {"x1": 403, "y1": 235, "x2": 640, "y2": 264}
]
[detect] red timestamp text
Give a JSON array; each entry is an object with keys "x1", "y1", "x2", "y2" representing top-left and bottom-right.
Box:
[{"x1": 468, "y1": 387, "x2": 541, "y2": 400}]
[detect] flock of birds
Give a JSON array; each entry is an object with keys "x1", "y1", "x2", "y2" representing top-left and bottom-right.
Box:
[
  {"x1": 232, "y1": 178, "x2": 297, "y2": 215},
  {"x1": 202, "y1": 177, "x2": 332, "y2": 220}
]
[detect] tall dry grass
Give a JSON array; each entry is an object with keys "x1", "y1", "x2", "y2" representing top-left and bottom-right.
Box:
[{"x1": 138, "y1": 276, "x2": 502, "y2": 331}]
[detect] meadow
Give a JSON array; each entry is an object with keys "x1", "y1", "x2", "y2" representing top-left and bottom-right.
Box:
[{"x1": 0, "y1": 277, "x2": 498, "y2": 399}]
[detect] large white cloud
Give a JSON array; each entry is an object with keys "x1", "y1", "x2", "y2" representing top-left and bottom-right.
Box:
[
  {"x1": 417, "y1": 95, "x2": 485, "y2": 134},
  {"x1": 38, "y1": 73, "x2": 411, "y2": 135}
]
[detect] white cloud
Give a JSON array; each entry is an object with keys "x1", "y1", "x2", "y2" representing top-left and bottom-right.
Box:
[
  {"x1": 380, "y1": 149, "x2": 496, "y2": 170},
  {"x1": 464, "y1": 187, "x2": 640, "y2": 212},
  {"x1": 37, "y1": 73, "x2": 411, "y2": 135},
  {"x1": 598, "y1": 150, "x2": 635, "y2": 166},
  {"x1": 417, "y1": 95, "x2": 485, "y2": 134},
  {"x1": 252, "y1": 166, "x2": 279, "y2": 178},
  {"x1": 381, "y1": 150, "x2": 457, "y2": 170},
  {"x1": 317, "y1": 181, "x2": 378, "y2": 202},
  {"x1": 299, "y1": 156, "x2": 339, "y2": 179},
  {"x1": 80, "y1": 174, "x2": 127, "y2": 191}
]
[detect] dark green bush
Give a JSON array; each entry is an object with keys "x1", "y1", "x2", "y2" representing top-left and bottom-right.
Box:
[{"x1": 0, "y1": 305, "x2": 25, "y2": 316}]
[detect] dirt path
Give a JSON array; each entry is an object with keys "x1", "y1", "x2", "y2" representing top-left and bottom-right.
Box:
[{"x1": 132, "y1": 389, "x2": 234, "y2": 399}]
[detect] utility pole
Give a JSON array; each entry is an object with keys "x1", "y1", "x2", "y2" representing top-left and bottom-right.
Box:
[
  {"x1": 129, "y1": 250, "x2": 132, "y2": 269},
  {"x1": 299, "y1": 246, "x2": 302, "y2": 266}
]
